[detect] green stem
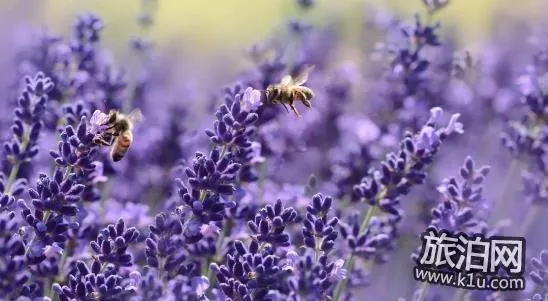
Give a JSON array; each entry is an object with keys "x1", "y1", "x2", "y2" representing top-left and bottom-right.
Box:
[
  {"x1": 332, "y1": 204, "x2": 377, "y2": 301},
  {"x1": 158, "y1": 257, "x2": 168, "y2": 290},
  {"x1": 46, "y1": 279, "x2": 54, "y2": 300},
  {"x1": 99, "y1": 262, "x2": 108, "y2": 273},
  {"x1": 358, "y1": 205, "x2": 377, "y2": 233},
  {"x1": 23, "y1": 233, "x2": 36, "y2": 258},
  {"x1": 205, "y1": 222, "x2": 230, "y2": 294},
  {"x1": 54, "y1": 238, "x2": 75, "y2": 284},
  {"x1": 314, "y1": 237, "x2": 320, "y2": 263},
  {"x1": 63, "y1": 167, "x2": 72, "y2": 180},
  {"x1": 39, "y1": 167, "x2": 75, "y2": 299},
  {"x1": 5, "y1": 162, "x2": 22, "y2": 194},
  {"x1": 199, "y1": 190, "x2": 207, "y2": 202},
  {"x1": 219, "y1": 144, "x2": 228, "y2": 160},
  {"x1": 5, "y1": 131, "x2": 30, "y2": 194}
]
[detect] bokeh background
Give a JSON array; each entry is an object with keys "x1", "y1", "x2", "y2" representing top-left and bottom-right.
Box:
[
  {"x1": 6, "y1": 0, "x2": 548, "y2": 65},
  {"x1": 1, "y1": 0, "x2": 547, "y2": 300}
]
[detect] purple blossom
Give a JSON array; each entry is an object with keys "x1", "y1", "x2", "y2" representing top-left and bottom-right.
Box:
[
  {"x1": 3, "y1": 72, "x2": 53, "y2": 180},
  {"x1": 89, "y1": 218, "x2": 140, "y2": 267},
  {"x1": 428, "y1": 156, "x2": 491, "y2": 234},
  {"x1": 52, "y1": 259, "x2": 139, "y2": 301},
  {"x1": 0, "y1": 211, "x2": 28, "y2": 298},
  {"x1": 248, "y1": 199, "x2": 297, "y2": 247},
  {"x1": 210, "y1": 239, "x2": 291, "y2": 300},
  {"x1": 241, "y1": 87, "x2": 262, "y2": 113},
  {"x1": 529, "y1": 250, "x2": 548, "y2": 295},
  {"x1": 291, "y1": 193, "x2": 343, "y2": 299},
  {"x1": 353, "y1": 107, "x2": 464, "y2": 216}
]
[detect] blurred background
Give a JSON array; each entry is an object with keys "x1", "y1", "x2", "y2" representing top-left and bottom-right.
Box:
[
  {"x1": 4, "y1": 0, "x2": 547, "y2": 64},
  {"x1": 3, "y1": 0, "x2": 544, "y2": 122}
]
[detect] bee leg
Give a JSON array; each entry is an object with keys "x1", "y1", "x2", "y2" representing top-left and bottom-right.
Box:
[
  {"x1": 93, "y1": 135, "x2": 113, "y2": 146},
  {"x1": 93, "y1": 131, "x2": 118, "y2": 146},
  {"x1": 296, "y1": 91, "x2": 312, "y2": 107},
  {"x1": 281, "y1": 103, "x2": 291, "y2": 114},
  {"x1": 289, "y1": 104, "x2": 301, "y2": 117}
]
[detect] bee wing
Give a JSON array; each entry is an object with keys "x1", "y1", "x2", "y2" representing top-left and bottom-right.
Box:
[
  {"x1": 280, "y1": 75, "x2": 293, "y2": 85},
  {"x1": 292, "y1": 65, "x2": 315, "y2": 86},
  {"x1": 127, "y1": 108, "x2": 144, "y2": 124},
  {"x1": 91, "y1": 110, "x2": 110, "y2": 125}
]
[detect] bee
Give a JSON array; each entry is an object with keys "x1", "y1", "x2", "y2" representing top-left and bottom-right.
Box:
[
  {"x1": 263, "y1": 65, "x2": 315, "y2": 117},
  {"x1": 91, "y1": 109, "x2": 143, "y2": 162}
]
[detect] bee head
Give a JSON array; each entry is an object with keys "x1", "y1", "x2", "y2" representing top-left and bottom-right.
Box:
[
  {"x1": 107, "y1": 110, "x2": 119, "y2": 124},
  {"x1": 265, "y1": 86, "x2": 280, "y2": 101},
  {"x1": 115, "y1": 118, "x2": 132, "y2": 132}
]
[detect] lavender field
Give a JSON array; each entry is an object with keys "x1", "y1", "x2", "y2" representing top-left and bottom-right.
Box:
[{"x1": 0, "y1": 0, "x2": 546, "y2": 300}]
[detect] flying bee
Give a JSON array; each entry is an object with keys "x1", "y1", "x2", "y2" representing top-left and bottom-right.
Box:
[
  {"x1": 91, "y1": 109, "x2": 143, "y2": 162},
  {"x1": 262, "y1": 65, "x2": 315, "y2": 117}
]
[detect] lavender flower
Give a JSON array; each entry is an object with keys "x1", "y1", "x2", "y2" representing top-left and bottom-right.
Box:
[
  {"x1": 205, "y1": 87, "x2": 260, "y2": 182},
  {"x1": 501, "y1": 72, "x2": 547, "y2": 172},
  {"x1": 428, "y1": 156, "x2": 491, "y2": 234},
  {"x1": 3, "y1": 72, "x2": 53, "y2": 181},
  {"x1": 53, "y1": 259, "x2": 139, "y2": 301},
  {"x1": 501, "y1": 67, "x2": 548, "y2": 222},
  {"x1": 49, "y1": 116, "x2": 98, "y2": 172},
  {"x1": 62, "y1": 101, "x2": 90, "y2": 128},
  {"x1": 340, "y1": 213, "x2": 400, "y2": 264},
  {"x1": 145, "y1": 211, "x2": 195, "y2": 275},
  {"x1": 0, "y1": 172, "x2": 27, "y2": 210},
  {"x1": 247, "y1": 199, "x2": 297, "y2": 248},
  {"x1": 525, "y1": 294, "x2": 545, "y2": 301},
  {"x1": 183, "y1": 151, "x2": 240, "y2": 196},
  {"x1": 302, "y1": 194, "x2": 338, "y2": 254},
  {"x1": 0, "y1": 211, "x2": 28, "y2": 298},
  {"x1": 334, "y1": 107, "x2": 463, "y2": 300},
  {"x1": 172, "y1": 87, "x2": 262, "y2": 246},
  {"x1": 353, "y1": 107, "x2": 464, "y2": 217},
  {"x1": 70, "y1": 13, "x2": 104, "y2": 76},
  {"x1": 89, "y1": 218, "x2": 140, "y2": 267},
  {"x1": 210, "y1": 239, "x2": 290, "y2": 300},
  {"x1": 289, "y1": 193, "x2": 344, "y2": 300},
  {"x1": 529, "y1": 250, "x2": 548, "y2": 293}
]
